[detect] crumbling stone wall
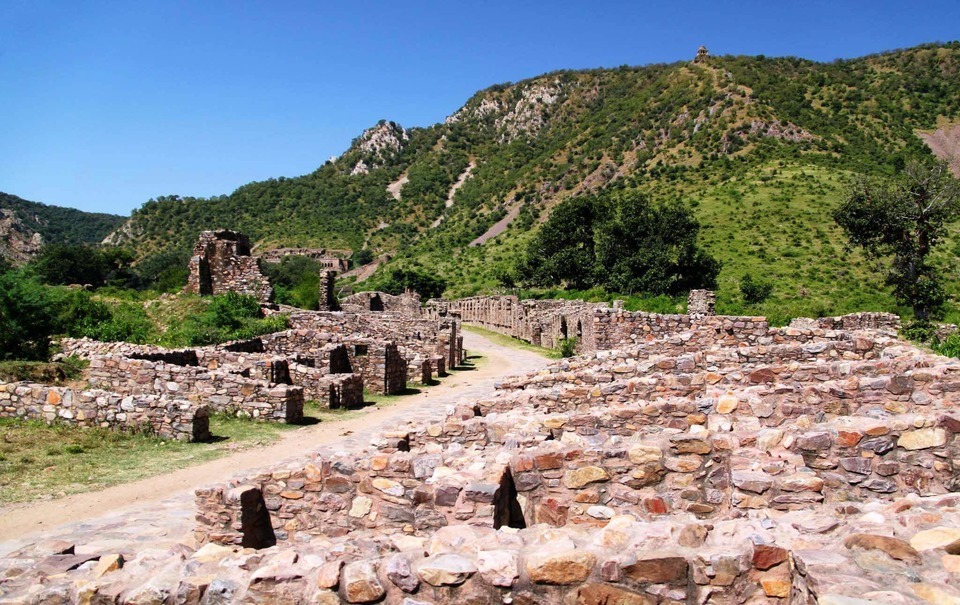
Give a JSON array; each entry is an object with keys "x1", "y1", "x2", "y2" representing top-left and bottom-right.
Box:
[
  {"x1": 59, "y1": 337, "x2": 364, "y2": 409},
  {"x1": 318, "y1": 270, "x2": 339, "y2": 311},
  {"x1": 87, "y1": 356, "x2": 303, "y2": 422},
  {"x1": 687, "y1": 289, "x2": 716, "y2": 317},
  {"x1": 340, "y1": 290, "x2": 421, "y2": 315},
  {"x1": 183, "y1": 230, "x2": 272, "y2": 302},
  {"x1": 0, "y1": 382, "x2": 208, "y2": 441}
]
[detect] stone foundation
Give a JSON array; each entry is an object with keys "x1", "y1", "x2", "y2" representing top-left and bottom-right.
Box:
[{"x1": 0, "y1": 382, "x2": 208, "y2": 441}]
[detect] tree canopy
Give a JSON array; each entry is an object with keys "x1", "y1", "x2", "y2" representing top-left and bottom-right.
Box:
[
  {"x1": 520, "y1": 189, "x2": 720, "y2": 296},
  {"x1": 834, "y1": 160, "x2": 960, "y2": 321}
]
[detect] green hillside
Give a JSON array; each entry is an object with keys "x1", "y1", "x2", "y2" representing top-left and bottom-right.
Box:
[
  {"x1": 107, "y1": 43, "x2": 960, "y2": 321},
  {"x1": 0, "y1": 192, "x2": 126, "y2": 247}
]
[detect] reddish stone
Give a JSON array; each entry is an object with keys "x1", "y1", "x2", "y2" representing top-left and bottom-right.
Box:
[
  {"x1": 749, "y1": 368, "x2": 777, "y2": 384},
  {"x1": 511, "y1": 455, "x2": 534, "y2": 473},
  {"x1": 836, "y1": 430, "x2": 863, "y2": 448},
  {"x1": 644, "y1": 497, "x2": 669, "y2": 515},
  {"x1": 622, "y1": 555, "x2": 688, "y2": 583},
  {"x1": 534, "y1": 452, "x2": 564, "y2": 470},
  {"x1": 752, "y1": 544, "x2": 789, "y2": 570},
  {"x1": 536, "y1": 498, "x2": 569, "y2": 526}
]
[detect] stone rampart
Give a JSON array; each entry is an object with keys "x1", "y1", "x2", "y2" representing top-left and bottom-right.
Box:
[{"x1": 0, "y1": 382, "x2": 208, "y2": 441}]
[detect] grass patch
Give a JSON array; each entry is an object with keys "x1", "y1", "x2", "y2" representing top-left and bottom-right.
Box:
[
  {"x1": 462, "y1": 324, "x2": 560, "y2": 358},
  {"x1": 0, "y1": 357, "x2": 88, "y2": 384},
  {"x1": 0, "y1": 400, "x2": 357, "y2": 505}
]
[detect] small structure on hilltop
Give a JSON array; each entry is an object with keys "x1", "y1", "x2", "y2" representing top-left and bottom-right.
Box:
[
  {"x1": 184, "y1": 230, "x2": 273, "y2": 302},
  {"x1": 694, "y1": 45, "x2": 709, "y2": 63}
]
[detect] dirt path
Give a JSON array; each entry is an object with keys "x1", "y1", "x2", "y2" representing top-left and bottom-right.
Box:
[{"x1": 0, "y1": 330, "x2": 548, "y2": 550}]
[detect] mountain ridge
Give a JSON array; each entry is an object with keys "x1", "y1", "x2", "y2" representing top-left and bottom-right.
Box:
[{"x1": 44, "y1": 43, "x2": 960, "y2": 318}]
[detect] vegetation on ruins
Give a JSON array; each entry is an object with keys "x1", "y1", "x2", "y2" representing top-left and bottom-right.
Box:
[
  {"x1": 0, "y1": 260, "x2": 286, "y2": 360},
  {"x1": 261, "y1": 255, "x2": 323, "y2": 310},
  {"x1": 834, "y1": 160, "x2": 960, "y2": 322},
  {"x1": 519, "y1": 189, "x2": 719, "y2": 295}
]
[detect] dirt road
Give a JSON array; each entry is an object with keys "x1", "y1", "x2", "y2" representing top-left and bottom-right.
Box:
[{"x1": 0, "y1": 329, "x2": 548, "y2": 550}]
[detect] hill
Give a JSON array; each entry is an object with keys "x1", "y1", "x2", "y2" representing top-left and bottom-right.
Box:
[
  {"x1": 105, "y1": 43, "x2": 960, "y2": 321},
  {"x1": 0, "y1": 192, "x2": 126, "y2": 265}
]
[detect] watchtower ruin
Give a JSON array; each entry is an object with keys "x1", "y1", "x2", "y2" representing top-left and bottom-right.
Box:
[{"x1": 184, "y1": 230, "x2": 272, "y2": 302}]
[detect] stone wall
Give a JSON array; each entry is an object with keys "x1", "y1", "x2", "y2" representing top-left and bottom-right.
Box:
[
  {"x1": 340, "y1": 290, "x2": 422, "y2": 315},
  {"x1": 687, "y1": 289, "x2": 716, "y2": 317},
  {"x1": 87, "y1": 356, "x2": 303, "y2": 422},
  {"x1": 318, "y1": 270, "x2": 339, "y2": 311},
  {"x1": 59, "y1": 337, "x2": 364, "y2": 409},
  {"x1": 0, "y1": 382, "x2": 208, "y2": 441},
  {"x1": 183, "y1": 230, "x2": 272, "y2": 302}
]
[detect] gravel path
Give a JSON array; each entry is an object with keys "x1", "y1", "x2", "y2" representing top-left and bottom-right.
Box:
[{"x1": 0, "y1": 330, "x2": 548, "y2": 554}]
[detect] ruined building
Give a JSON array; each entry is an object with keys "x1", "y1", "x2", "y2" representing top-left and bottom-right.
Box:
[{"x1": 183, "y1": 230, "x2": 273, "y2": 302}]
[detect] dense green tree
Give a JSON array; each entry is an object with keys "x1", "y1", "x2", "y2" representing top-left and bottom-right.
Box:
[
  {"x1": 519, "y1": 195, "x2": 600, "y2": 289},
  {"x1": 0, "y1": 270, "x2": 60, "y2": 360},
  {"x1": 594, "y1": 192, "x2": 720, "y2": 295},
  {"x1": 834, "y1": 160, "x2": 960, "y2": 321},
  {"x1": 351, "y1": 249, "x2": 374, "y2": 268},
  {"x1": 379, "y1": 268, "x2": 447, "y2": 299},
  {"x1": 520, "y1": 190, "x2": 719, "y2": 295},
  {"x1": 261, "y1": 256, "x2": 322, "y2": 309},
  {"x1": 740, "y1": 273, "x2": 774, "y2": 304},
  {"x1": 136, "y1": 248, "x2": 191, "y2": 292},
  {"x1": 31, "y1": 244, "x2": 109, "y2": 287}
]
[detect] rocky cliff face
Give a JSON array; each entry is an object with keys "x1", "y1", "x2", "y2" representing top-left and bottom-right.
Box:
[{"x1": 0, "y1": 209, "x2": 43, "y2": 265}]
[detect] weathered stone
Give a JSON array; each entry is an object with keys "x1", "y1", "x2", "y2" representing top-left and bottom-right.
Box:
[
  {"x1": 385, "y1": 554, "x2": 419, "y2": 592},
  {"x1": 526, "y1": 549, "x2": 597, "y2": 585},
  {"x1": 577, "y1": 583, "x2": 654, "y2": 605},
  {"x1": 416, "y1": 553, "x2": 477, "y2": 586},
  {"x1": 898, "y1": 428, "x2": 947, "y2": 450},
  {"x1": 563, "y1": 466, "x2": 610, "y2": 489},
  {"x1": 477, "y1": 550, "x2": 519, "y2": 587},
  {"x1": 910, "y1": 527, "x2": 960, "y2": 551},
  {"x1": 93, "y1": 553, "x2": 124, "y2": 577},
  {"x1": 844, "y1": 534, "x2": 921, "y2": 564},
  {"x1": 622, "y1": 555, "x2": 688, "y2": 583},
  {"x1": 341, "y1": 560, "x2": 385, "y2": 603}
]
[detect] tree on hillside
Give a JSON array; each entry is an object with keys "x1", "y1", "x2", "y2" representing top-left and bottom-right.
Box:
[
  {"x1": 518, "y1": 195, "x2": 599, "y2": 290},
  {"x1": 520, "y1": 190, "x2": 719, "y2": 296},
  {"x1": 834, "y1": 160, "x2": 960, "y2": 321}
]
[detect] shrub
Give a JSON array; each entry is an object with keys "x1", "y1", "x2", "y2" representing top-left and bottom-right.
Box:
[
  {"x1": 558, "y1": 337, "x2": 578, "y2": 358},
  {"x1": 740, "y1": 274, "x2": 774, "y2": 304}
]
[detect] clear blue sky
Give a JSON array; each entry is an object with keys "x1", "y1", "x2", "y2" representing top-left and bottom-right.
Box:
[{"x1": 2, "y1": 0, "x2": 958, "y2": 216}]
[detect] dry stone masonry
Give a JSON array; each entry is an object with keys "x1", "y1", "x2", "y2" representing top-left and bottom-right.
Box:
[
  {"x1": 184, "y1": 230, "x2": 273, "y2": 302},
  {"x1": 5, "y1": 286, "x2": 960, "y2": 604},
  {"x1": 0, "y1": 382, "x2": 208, "y2": 441}
]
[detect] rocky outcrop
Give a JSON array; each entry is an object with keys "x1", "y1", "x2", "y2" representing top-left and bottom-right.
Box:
[{"x1": 0, "y1": 208, "x2": 43, "y2": 265}]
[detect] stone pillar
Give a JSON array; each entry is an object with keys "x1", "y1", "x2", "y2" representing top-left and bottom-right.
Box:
[
  {"x1": 319, "y1": 271, "x2": 339, "y2": 311},
  {"x1": 688, "y1": 290, "x2": 716, "y2": 319}
]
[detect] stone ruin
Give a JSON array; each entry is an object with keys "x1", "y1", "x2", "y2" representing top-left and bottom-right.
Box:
[
  {"x1": 184, "y1": 230, "x2": 273, "y2": 302},
  {"x1": 259, "y1": 248, "x2": 352, "y2": 275},
  {"x1": 4, "y1": 289, "x2": 959, "y2": 604}
]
